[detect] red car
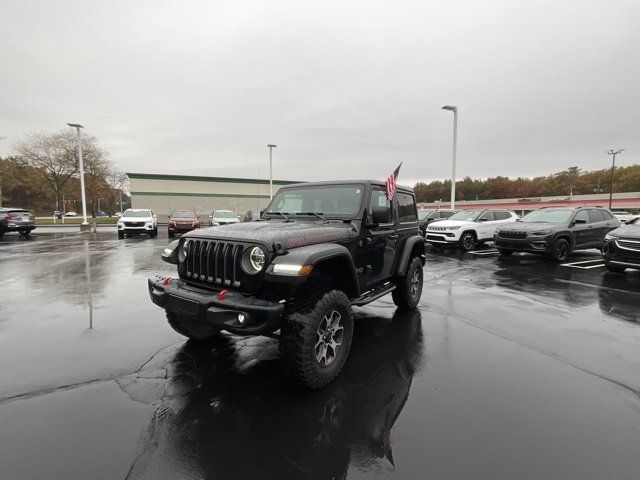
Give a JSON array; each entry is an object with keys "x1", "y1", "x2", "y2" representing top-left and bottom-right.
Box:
[{"x1": 168, "y1": 210, "x2": 201, "y2": 237}]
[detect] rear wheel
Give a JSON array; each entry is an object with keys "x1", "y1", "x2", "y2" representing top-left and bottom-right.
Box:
[
  {"x1": 498, "y1": 248, "x2": 513, "y2": 256},
  {"x1": 166, "y1": 311, "x2": 222, "y2": 341},
  {"x1": 459, "y1": 232, "x2": 476, "y2": 251},
  {"x1": 550, "y1": 238, "x2": 570, "y2": 262},
  {"x1": 392, "y1": 257, "x2": 423, "y2": 310},
  {"x1": 18, "y1": 230, "x2": 31, "y2": 236},
  {"x1": 168, "y1": 230, "x2": 174, "y2": 238},
  {"x1": 280, "y1": 290, "x2": 354, "y2": 389}
]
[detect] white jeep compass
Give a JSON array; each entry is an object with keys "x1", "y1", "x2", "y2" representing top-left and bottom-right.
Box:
[{"x1": 425, "y1": 209, "x2": 518, "y2": 251}]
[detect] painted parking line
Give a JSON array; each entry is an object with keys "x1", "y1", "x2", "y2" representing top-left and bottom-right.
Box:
[
  {"x1": 468, "y1": 249, "x2": 499, "y2": 256},
  {"x1": 561, "y1": 259, "x2": 605, "y2": 269}
]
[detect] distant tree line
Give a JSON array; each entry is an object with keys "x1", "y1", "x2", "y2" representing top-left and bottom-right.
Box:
[
  {"x1": 0, "y1": 130, "x2": 129, "y2": 215},
  {"x1": 414, "y1": 165, "x2": 640, "y2": 203}
]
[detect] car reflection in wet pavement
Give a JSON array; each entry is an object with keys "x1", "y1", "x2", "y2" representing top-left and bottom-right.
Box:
[{"x1": 0, "y1": 232, "x2": 639, "y2": 480}]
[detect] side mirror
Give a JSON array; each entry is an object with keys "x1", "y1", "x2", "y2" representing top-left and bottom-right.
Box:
[
  {"x1": 161, "y1": 240, "x2": 180, "y2": 265},
  {"x1": 369, "y1": 206, "x2": 390, "y2": 226}
]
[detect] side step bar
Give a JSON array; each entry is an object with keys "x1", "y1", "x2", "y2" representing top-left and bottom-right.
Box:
[{"x1": 351, "y1": 282, "x2": 396, "y2": 307}]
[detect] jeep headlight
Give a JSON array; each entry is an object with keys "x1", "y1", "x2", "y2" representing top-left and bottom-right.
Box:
[
  {"x1": 531, "y1": 229, "x2": 552, "y2": 236},
  {"x1": 447, "y1": 226, "x2": 461, "y2": 231},
  {"x1": 179, "y1": 240, "x2": 189, "y2": 263},
  {"x1": 242, "y1": 246, "x2": 266, "y2": 274}
]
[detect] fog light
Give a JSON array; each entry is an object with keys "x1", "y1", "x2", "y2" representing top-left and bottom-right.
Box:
[{"x1": 238, "y1": 314, "x2": 246, "y2": 324}]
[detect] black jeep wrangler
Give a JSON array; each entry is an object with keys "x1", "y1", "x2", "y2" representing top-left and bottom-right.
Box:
[{"x1": 148, "y1": 181, "x2": 425, "y2": 388}]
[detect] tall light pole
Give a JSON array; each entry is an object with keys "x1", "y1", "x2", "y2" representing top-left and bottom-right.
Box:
[
  {"x1": 607, "y1": 149, "x2": 624, "y2": 209},
  {"x1": 267, "y1": 144, "x2": 277, "y2": 199},
  {"x1": 442, "y1": 106, "x2": 458, "y2": 210},
  {"x1": 67, "y1": 123, "x2": 89, "y2": 226}
]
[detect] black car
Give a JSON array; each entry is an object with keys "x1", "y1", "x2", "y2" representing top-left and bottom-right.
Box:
[
  {"x1": 418, "y1": 209, "x2": 456, "y2": 237},
  {"x1": 149, "y1": 180, "x2": 425, "y2": 389},
  {"x1": 494, "y1": 206, "x2": 620, "y2": 261},
  {"x1": 602, "y1": 217, "x2": 640, "y2": 272},
  {"x1": 0, "y1": 207, "x2": 36, "y2": 237}
]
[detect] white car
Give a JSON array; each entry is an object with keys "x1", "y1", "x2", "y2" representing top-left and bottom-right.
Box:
[
  {"x1": 425, "y1": 209, "x2": 519, "y2": 251},
  {"x1": 64, "y1": 211, "x2": 78, "y2": 217},
  {"x1": 208, "y1": 209, "x2": 241, "y2": 227},
  {"x1": 117, "y1": 208, "x2": 158, "y2": 238}
]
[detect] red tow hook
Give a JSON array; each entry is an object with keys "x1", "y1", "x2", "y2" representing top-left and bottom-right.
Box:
[
  {"x1": 162, "y1": 277, "x2": 171, "y2": 286},
  {"x1": 217, "y1": 289, "x2": 228, "y2": 301}
]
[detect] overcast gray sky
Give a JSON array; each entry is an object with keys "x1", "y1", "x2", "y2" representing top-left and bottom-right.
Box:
[{"x1": 1, "y1": 0, "x2": 638, "y2": 186}]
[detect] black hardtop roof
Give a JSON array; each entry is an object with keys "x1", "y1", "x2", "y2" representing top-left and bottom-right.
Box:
[{"x1": 280, "y1": 180, "x2": 414, "y2": 195}]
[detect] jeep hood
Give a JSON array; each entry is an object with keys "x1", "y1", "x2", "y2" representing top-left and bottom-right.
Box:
[
  {"x1": 497, "y1": 222, "x2": 559, "y2": 232},
  {"x1": 184, "y1": 220, "x2": 355, "y2": 250},
  {"x1": 427, "y1": 219, "x2": 476, "y2": 228}
]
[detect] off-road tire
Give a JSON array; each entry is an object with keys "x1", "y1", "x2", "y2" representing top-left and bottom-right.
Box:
[
  {"x1": 279, "y1": 290, "x2": 354, "y2": 389},
  {"x1": 605, "y1": 263, "x2": 626, "y2": 273},
  {"x1": 166, "y1": 311, "x2": 222, "y2": 341},
  {"x1": 550, "y1": 238, "x2": 570, "y2": 262},
  {"x1": 498, "y1": 248, "x2": 513, "y2": 256},
  {"x1": 459, "y1": 232, "x2": 476, "y2": 251},
  {"x1": 392, "y1": 256, "x2": 423, "y2": 310},
  {"x1": 118, "y1": 231, "x2": 124, "y2": 239},
  {"x1": 19, "y1": 230, "x2": 30, "y2": 236}
]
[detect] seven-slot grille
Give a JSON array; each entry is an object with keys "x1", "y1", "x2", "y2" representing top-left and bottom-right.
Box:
[
  {"x1": 617, "y1": 238, "x2": 640, "y2": 252},
  {"x1": 184, "y1": 239, "x2": 244, "y2": 287},
  {"x1": 498, "y1": 230, "x2": 528, "y2": 239}
]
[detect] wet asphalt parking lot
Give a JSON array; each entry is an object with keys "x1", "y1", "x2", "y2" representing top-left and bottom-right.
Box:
[{"x1": 1, "y1": 230, "x2": 639, "y2": 480}]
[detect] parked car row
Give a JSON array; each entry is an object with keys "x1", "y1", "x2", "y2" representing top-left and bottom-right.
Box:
[{"x1": 423, "y1": 205, "x2": 640, "y2": 273}]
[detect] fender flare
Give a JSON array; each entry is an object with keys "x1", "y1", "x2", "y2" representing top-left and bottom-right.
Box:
[
  {"x1": 395, "y1": 235, "x2": 426, "y2": 276},
  {"x1": 265, "y1": 243, "x2": 360, "y2": 296}
]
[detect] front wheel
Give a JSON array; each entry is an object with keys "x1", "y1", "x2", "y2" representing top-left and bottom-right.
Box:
[
  {"x1": 550, "y1": 238, "x2": 570, "y2": 262},
  {"x1": 18, "y1": 230, "x2": 31, "y2": 236},
  {"x1": 118, "y1": 231, "x2": 124, "y2": 239},
  {"x1": 392, "y1": 257, "x2": 424, "y2": 310},
  {"x1": 459, "y1": 232, "x2": 476, "y2": 251},
  {"x1": 166, "y1": 311, "x2": 222, "y2": 341},
  {"x1": 280, "y1": 290, "x2": 354, "y2": 389}
]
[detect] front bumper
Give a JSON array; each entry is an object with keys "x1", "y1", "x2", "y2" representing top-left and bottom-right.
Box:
[
  {"x1": 118, "y1": 224, "x2": 155, "y2": 234},
  {"x1": 168, "y1": 224, "x2": 199, "y2": 233},
  {"x1": 148, "y1": 276, "x2": 285, "y2": 336},
  {"x1": 603, "y1": 240, "x2": 640, "y2": 269},
  {"x1": 494, "y1": 236, "x2": 551, "y2": 252},
  {"x1": 425, "y1": 231, "x2": 459, "y2": 245}
]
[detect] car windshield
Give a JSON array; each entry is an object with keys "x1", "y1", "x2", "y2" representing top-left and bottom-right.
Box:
[
  {"x1": 418, "y1": 210, "x2": 432, "y2": 220},
  {"x1": 521, "y1": 209, "x2": 573, "y2": 223},
  {"x1": 171, "y1": 211, "x2": 196, "y2": 218},
  {"x1": 123, "y1": 210, "x2": 151, "y2": 218},
  {"x1": 448, "y1": 210, "x2": 481, "y2": 221},
  {"x1": 214, "y1": 211, "x2": 236, "y2": 218},
  {"x1": 266, "y1": 185, "x2": 364, "y2": 217}
]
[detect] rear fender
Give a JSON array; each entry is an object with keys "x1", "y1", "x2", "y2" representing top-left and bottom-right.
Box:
[{"x1": 395, "y1": 235, "x2": 426, "y2": 276}]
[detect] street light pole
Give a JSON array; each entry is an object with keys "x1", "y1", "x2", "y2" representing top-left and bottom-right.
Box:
[
  {"x1": 607, "y1": 149, "x2": 624, "y2": 209},
  {"x1": 67, "y1": 123, "x2": 89, "y2": 226},
  {"x1": 267, "y1": 144, "x2": 277, "y2": 200},
  {"x1": 442, "y1": 105, "x2": 458, "y2": 210}
]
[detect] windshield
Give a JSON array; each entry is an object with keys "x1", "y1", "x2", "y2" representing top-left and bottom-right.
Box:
[
  {"x1": 171, "y1": 211, "x2": 196, "y2": 218},
  {"x1": 214, "y1": 211, "x2": 237, "y2": 218},
  {"x1": 266, "y1": 185, "x2": 364, "y2": 217},
  {"x1": 521, "y1": 209, "x2": 573, "y2": 223},
  {"x1": 123, "y1": 210, "x2": 151, "y2": 218},
  {"x1": 418, "y1": 210, "x2": 433, "y2": 220},
  {"x1": 448, "y1": 210, "x2": 481, "y2": 221}
]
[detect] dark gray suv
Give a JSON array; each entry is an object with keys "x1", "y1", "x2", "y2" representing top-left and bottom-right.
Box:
[{"x1": 494, "y1": 206, "x2": 620, "y2": 261}]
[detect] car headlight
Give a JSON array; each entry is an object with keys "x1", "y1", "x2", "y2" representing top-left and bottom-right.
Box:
[
  {"x1": 446, "y1": 226, "x2": 461, "y2": 231},
  {"x1": 179, "y1": 240, "x2": 189, "y2": 263},
  {"x1": 242, "y1": 246, "x2": 266, "y2": 274},
  {"x1": 605, "y1": 233, "x2": 616, "y2": 241},
  {"x1": 530, "y1": 230, "x2": 552, "y2": 236}
]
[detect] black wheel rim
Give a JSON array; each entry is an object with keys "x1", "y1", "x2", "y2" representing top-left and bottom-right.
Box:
[
  {"x1": 556, "y1": 242, "x2": 569, "y2": 260},
  {"x1": 463, "y1": 235, "x2": 474, "y2": 250},
  {"x1": 410, "y1": 268, "x2": 421, "y2": 297}
]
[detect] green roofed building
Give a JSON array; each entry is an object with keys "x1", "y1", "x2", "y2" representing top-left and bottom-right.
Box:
[{"x1": 126, "y1": 173, "x2": 302, "y2": 221}]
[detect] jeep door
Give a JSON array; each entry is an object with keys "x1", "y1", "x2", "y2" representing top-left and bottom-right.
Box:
[
  {"x1": 395, "y1": 191, "x2": 419, "y2": 265},
  {"x1": 362, "y1": 188, "x2": 397, "y2": 287},
  {"x1": 571, "y1": 210, "x2": 592, "y2": 247}
]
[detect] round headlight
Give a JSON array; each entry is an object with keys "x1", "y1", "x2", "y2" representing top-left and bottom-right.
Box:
[
  {"x1": 242, "y1": 246, "x2": 266, "y2": 274},
  {"x1": 179, "y1": 240, "x2": 189, "y2": 263}
]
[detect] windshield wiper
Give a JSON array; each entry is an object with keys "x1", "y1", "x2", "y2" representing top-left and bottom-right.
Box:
[
  {"x1": 296, "y1": 211, "x2": 327, "y2": 221},
  {"x1": 269, "y1": 211, "x2": 291, "y2": 221}
]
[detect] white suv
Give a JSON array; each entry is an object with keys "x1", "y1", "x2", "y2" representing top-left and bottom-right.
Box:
[
  {"x1": 117, "y1": 209, "x2": 158, "y2": 238},
  {"x1": 425, "y1": 209, "x2": 518, "y2": 251}
]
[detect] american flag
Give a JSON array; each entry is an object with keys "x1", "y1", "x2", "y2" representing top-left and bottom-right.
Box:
[{"x1": 385, "y1": 163, "x2": 402, "y2": 200}]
